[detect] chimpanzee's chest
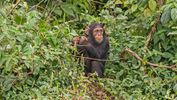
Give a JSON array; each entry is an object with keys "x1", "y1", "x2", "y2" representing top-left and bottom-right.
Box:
[{"x1": 95, "y1": 44, "x2": 105, "y2": 55}]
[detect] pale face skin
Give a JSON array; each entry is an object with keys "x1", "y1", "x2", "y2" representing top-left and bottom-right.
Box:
[{"x1": 93, "y1": 26, "x2": 104, "y2": 43}]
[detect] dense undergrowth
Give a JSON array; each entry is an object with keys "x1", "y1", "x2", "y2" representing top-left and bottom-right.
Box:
[{"x1": 0, "y1": 0, "x2": 177, "y2": 99}]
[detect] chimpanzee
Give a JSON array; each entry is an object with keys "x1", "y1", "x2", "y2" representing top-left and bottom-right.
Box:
[{"x1": 73, "y1": 23, "x2": 109, "y2": 77}]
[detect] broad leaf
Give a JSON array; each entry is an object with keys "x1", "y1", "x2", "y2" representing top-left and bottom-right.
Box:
[
  {"x1": 168, "y1": 31, "x2": 177, "y2": 36},
  {"x1": 61, "y1": 4, "x2": 75, "y2": 17},
  {"x1": 144, "y1": 8, "x2": 151, "y2": 17},
  {"x1": 131, "y1": 4, "x2": 138, "y2": 13},
  {"x1": 148, "y1": 0, "x2": 157, "y2": 11},
  {"x1": 171, "y1": 8, "x2": 177, "y2": 22},
  {"x1": 161, "y1": 7, "x2": 171, "y2": 24}
]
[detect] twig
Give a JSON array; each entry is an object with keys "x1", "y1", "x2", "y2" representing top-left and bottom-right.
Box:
[
  {"x1": 7, "y1": 0, "x2": 21, "y2": 16},
  {"x1": 124, "y1": 47, "x2": 176, "y2": 70},
  {"x1": 72, "y1": 55, "x2": 117, "y2": 62},
  {"x1": 144, "y1": 0, "x2": 164, "y2": 49},
  {"x1": 45, "y1": 4, "x2": 57, "y2": 21},
  {"x1": 144, "y1": 24, "x2": 157, "y2": 49},
  {"x1": 90, "y1": 0, "x2": 105, "y2": 5},
  {"x1": 28, "y1": 0, "x2": 45, "y2": 12}
]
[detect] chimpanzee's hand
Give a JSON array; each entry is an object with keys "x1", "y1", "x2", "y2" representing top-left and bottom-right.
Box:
[
  {"x1": 80, "y1": 36, "x2": 88, "y2": 44},
  {"x1": 72, "y1": 36, "x2": 80, "y2": 45}
]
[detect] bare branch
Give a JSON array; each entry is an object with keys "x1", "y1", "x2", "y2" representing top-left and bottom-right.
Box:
[
  {"x1": 124, "y1": 47, "x2": 176, "y2": 70},
  {"x1": 72, "y1": 55, "x2": 116, "y2": 62},
  {"x1": 8, "y1": 0, "x2": 21, "y2": 16},
  {"x1": 144, "y1": 0, "x2": 164, "y2": 49}
]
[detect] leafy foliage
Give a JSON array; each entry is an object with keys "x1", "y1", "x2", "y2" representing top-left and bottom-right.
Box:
[{"x1": 0, "y1": 0, "x2": 177, "y2": 99}]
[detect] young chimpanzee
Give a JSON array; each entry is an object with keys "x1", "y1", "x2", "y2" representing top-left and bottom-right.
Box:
[{"x1": 73, "y1": 23, "x2": 109, "y2": 77}]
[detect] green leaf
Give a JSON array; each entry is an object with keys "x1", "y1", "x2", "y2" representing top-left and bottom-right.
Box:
[
  {"x1": 22, "y1": 44, "x2": 34, "y2": 55},
  {"x1": 131, "y1": 4, "x2": 138, "y2": 13},
  {"x1": 14, "y1": 15, "x2": 26, "y2": 25},
  {"x1": 171, "y1": 8, "x2": 177, "y2": 22},
  {"x1": 54, "y1": 7, "x2": 63, "y2": 16},
  {"x1": 144, "y1": 8, "x2": 151, "y2": 17},
  {"x1": 161, "y1": 7, "x2": 171, "y2": 24},
  {"x1": 153, "y1": 34, "x2": 160, "y2": 45},
  {"x1": 33, "y1": 66, "x2": 40, "y2": 75},
  {"x1": 61, "y1": 4, "x2": 75, "y2": 17},
  {"x1": 168, "y1": 31, "x2": 177, "y2": 36},
  {"x1": 173, "y1": 84, "x2": 177, "y2": 93},
  {"x1": 162, "y1": 52, "x2": 173, "y2": 58},
  {"x1": 5, "y1": 53, "x2": 15, "y2": 72},
  {"x1": 23, "y1": 1, "x2": 28, "y2": 11},
  {"x1": 0, "y1": 53, "x2": 6, "y2": 68},
  {"x1": 138, "y1": 0, "x2": 148, "y2": 7},
  {"x1": 148, "y1": 0, "x2": 157, "y2": 11},
  {"x1": 4, "y1": 78, "x2": 13, "y2": 91}
]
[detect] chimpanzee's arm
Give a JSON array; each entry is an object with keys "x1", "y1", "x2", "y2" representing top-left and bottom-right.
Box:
[
  {"x1": 76, "y1": 38, "x2": 100, "y2": 58},
  {"x1": 84, "y1": 44, "x2": 100, "y2": 58},
  {"x1": 76, "y1": 43, "x2": 100, "y2": 58},
  {"x1": 100, "y1": 38, "x2": 109, "y2": 59}
]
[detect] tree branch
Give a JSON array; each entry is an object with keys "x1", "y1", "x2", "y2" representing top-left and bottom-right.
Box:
[
  {"x1": 72, "y1": 55, "x2": 116, "y2": 62},
  {"x1": 124, "y1": 47, "x2": 176, "y2": 70},
  {"x1": 8, "y1": 0, "x2": 21, "y2": 16},
  {"x1": 144, "y1": 0, "x2": 164, "y2": 49}
]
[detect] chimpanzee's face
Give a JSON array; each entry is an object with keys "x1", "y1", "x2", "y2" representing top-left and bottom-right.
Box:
[{"x1": 93, "y1": 26, "x2": 104, "y2": 43}]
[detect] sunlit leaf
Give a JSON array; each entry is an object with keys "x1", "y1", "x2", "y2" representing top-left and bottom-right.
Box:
[
  {"x1": 168, "y1": 31, "x2": 177, "y2": 36},
  {"x1": 173, "y1": 84, "x2": 177, "y2": 93},
  {"x1": 131, "y1": 4, "x2": 138, "y2": 13},
  {"x1": 61, "y1": 4, "x2": 75, "y2": 17},
  {"x1": 148, "y1": 0, "x2": 157, "y2": 11},
  {"x1": 23, "y1": 1, "x2": 28, "y2": 11},
  {"x1": 144, "y1": 8, "x2": 151, "y2": 17}
]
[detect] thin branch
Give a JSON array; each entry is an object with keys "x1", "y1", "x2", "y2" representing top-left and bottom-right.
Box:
[
  {"x1": 28, "y1": 0, "x2": 45, "y2": 12},
  {"x1": 144, "y1": 24, "x2": 157, "y2": 49},
  {"x1": 124, "y1": 47, "x2": 176, "y2": 70},
  {"x1": 90, "y1": 0, "x2": 105, "y2": 5},
  {"x1": 58, "y1": 19, "x2": 79, "y2": 27},
  {"x1": 72, "y1": 55, "x2": 116, "y2": 62},
  {"x1": 7, "y1": 0, "x2": 21, "y2": 16},
  {"x1": 45, "y1": 4, "x2": 57, "y2": 21},
  {"x1": 144, "y1": 0, "x2": 164, "y2": 49}
]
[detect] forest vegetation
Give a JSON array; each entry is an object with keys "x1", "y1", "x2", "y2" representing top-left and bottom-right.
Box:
[{"x1": 0, "y1": 0, "x2": 177, "y2": 99}]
